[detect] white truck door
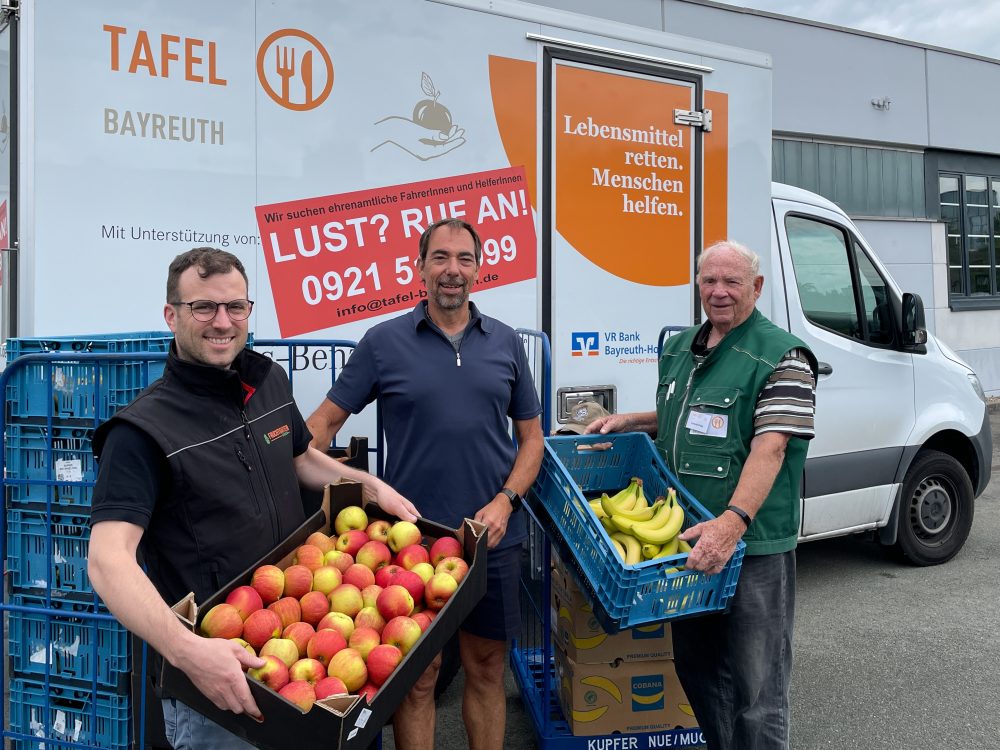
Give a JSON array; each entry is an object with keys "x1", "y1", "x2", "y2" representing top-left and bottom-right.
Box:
[
  {"x1": 773, "y1": 200, "x2": 916, "y2": 538},
  {"x1": 544, "y1": 51, "x2": 704, "y2": 419}
]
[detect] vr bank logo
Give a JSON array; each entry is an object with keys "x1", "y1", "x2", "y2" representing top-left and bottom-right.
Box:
[
  {"x1": 571, "y1": 331, "x2": 600, "y2": 357},
  {"x1": 631, "y1": 675, "x2": 665, "y2": 711}
]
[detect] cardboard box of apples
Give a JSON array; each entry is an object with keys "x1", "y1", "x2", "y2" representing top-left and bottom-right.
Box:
[{"x1": 159, "y1": 480, "x2": 487, "y2": 750}]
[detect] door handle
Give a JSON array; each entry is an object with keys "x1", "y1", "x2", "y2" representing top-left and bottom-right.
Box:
[{"x1": 817, "y1": 362, "x2": 833, "y2": 376}]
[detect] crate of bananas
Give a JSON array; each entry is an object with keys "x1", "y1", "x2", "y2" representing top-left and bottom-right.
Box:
[{"x1": 529, "y1": 432, "x2": 744, "y2": 631}]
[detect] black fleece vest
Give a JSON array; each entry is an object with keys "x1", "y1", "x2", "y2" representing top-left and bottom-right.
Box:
[{"x1": 94, "y1": 347, "x2": 307, "y2": 605}]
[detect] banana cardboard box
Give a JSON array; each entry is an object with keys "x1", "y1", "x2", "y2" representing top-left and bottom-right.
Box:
[
  {"x1": 554, "y1": 645, "x2": 696, "y2": 737},
  {"x1": 550, "y1": 554, "x2": 673, "y2": 664}
]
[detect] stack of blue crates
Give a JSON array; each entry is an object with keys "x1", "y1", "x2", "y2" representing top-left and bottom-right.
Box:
[{"x1": 3, "y1": 332, "x2": 173, "y2": 749}]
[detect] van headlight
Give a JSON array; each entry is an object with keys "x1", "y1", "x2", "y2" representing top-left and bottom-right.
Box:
[{"x1": 968, "y1": 373, "x2": 987, "y2": 403}]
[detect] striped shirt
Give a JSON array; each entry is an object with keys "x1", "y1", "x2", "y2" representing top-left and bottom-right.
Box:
[{"x1": 754, "y1": 348, "x2": 816, "y2": 439}]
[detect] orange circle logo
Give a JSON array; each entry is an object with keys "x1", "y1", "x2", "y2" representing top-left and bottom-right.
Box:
[
  {"x1": 711, "y1": 416, "x2": 724, "y2": 430},
  {"x1": 256, "y1": 29, "x2": 334, "y2": 111}
]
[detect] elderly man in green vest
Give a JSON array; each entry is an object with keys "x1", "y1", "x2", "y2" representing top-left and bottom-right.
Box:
[{"x1": 587, "y1": 240, "x2": 817, "y2": 750}]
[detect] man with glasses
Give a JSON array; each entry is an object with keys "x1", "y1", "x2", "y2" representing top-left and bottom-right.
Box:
[{"x1": 88, "y1": 247, "x2": 419, "y2": 749}]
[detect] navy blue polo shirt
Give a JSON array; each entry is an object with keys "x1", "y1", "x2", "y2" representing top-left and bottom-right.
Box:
[{"x1": 327, "y1": 302, "x2": 541, "y2": 549}]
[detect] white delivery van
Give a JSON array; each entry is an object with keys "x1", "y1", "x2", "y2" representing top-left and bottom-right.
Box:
[
  {"x1": 768, "y1": 182, "x2": 991, "y2": 564},
  {"x1": 0, "y1": 0, "x2": 990, "y2": 564}
]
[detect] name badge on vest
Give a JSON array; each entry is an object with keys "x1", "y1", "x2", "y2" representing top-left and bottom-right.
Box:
[{"x1": 686, "y1": 410, "x2": 728, "y2": 438}]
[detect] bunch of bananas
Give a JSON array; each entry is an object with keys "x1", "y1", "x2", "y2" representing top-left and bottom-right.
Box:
[{"x1": 586, "y1": 477, "x2": 691, "y2": 565}]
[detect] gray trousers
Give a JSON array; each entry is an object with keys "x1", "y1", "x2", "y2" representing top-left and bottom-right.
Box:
[{"x1": 671, "y1": 551, "x2": 796, "y2": 750}]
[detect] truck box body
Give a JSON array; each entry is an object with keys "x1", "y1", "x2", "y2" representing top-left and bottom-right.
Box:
[{"x1": 7, "y1": 0, "x2": 991, "y2": 567}]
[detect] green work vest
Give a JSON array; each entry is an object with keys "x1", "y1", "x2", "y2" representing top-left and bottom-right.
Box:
[{"x1": 654, "y1": 308, "x2": 816, "y2": 555}]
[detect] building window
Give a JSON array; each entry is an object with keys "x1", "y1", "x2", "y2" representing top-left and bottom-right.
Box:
[
  {"x1": 774, "y1": 138, "x2": 925, "y2": 218},
  {"x1": 940, "y1": 173, "x2": 1000, "y2": 300}
]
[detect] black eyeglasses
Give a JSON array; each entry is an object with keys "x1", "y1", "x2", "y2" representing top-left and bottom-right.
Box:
[{"x1": 170, "y1": 299, "x2": 254, "y2": 322}]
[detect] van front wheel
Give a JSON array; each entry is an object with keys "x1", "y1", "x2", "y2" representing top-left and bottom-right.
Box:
[{"x1": 895, "y1": 450, "x2": 974, "y2": 566}]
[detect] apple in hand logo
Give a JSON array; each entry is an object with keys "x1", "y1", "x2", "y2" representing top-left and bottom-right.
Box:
[{"x1": 371, "y1": 72, "x2": 466, "y2": 161}]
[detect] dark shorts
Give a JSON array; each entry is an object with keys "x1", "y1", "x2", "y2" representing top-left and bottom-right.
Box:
[{"x1": 460, "y1": 543, "x2": 521, "y2": 641}]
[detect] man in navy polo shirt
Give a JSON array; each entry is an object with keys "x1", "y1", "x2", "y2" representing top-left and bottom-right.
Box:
[{"x1": 307, "y1": 218, "x2": 544, "y2": 750}]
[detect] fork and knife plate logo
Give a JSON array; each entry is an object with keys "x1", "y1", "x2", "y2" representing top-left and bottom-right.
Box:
[{"x1": 256, "y1": 28, "x2": 333, "y2": 111}]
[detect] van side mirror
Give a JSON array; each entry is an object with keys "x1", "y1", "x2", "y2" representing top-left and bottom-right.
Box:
[{"x1": 902, "y1": 292, "x2": 928, "y2": 350}]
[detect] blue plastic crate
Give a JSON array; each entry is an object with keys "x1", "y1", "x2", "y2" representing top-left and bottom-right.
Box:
[
  {"x1": 4, "y1": 423, "x2": 95, "y2": 481},
  {"x1": 5, "y1": 331, "x2": 172, "y2": 422},
  {"x1": 529, "y1": 432, "x2": 744, "y2": 630},
  {"x1": 4, "y1": 422, "x2": 96, "y2": 508},
  {"x1": 7, "y1": 678, "x2": 131, "y2": 750},
  {"x1": 5, "y1": 509, "x2": 103, "y2": 603},
  {"x1": 7, "y1": 595, "x2": 130, "y2": 691}
]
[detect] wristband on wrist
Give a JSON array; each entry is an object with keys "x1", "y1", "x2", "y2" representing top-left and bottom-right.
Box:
[
  {"x1": 725, "y1": 505, "x2": 752, "y2": 528},
  {"x1": 501, "y1": 487, "x2": 523, "y2": 512}
]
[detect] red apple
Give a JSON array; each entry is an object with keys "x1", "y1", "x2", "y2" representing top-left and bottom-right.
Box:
[
  {"x1": 356, "y1": 541, "x2": 392, "y2": 573},
  {"x1": 282, "y1": 564, "x2": 314, "y2": 599},
  {"x1": 307, "y1": 628, "x2": 347, "y2": 667},
  {"x1": 374, "y1": 564, "x2": 404, "y2": 589},
  {"x1": 366, "y1": 519, "x2": 391, "y2": 543},
  {"x1": 328, "y1": 583, "x2": 364, "y2": 618},
  {"x1": 391, "y1": 569, "x2": 425, "y2": 606},
  {"x1": 336, "y1": 530, "x2": 370, "y2": 558},
  {"x1": 294, "y1": 544, "x2": 326, "y2": 572},
  {"x1": 251, "y1": 564, "x2": 285, "y2": 604},
  {"x1": 325, "y1": 647, "x2": 368, "y2": 693},
  {"x1": 425, "y1": 572, "x2": 459, "y2": 610},
  {"x1": 361, "y1": 584, "x2": 384, "y2": 610},
  {"x1": 381, "y1": 615, "x2": 422, "y2": 655},
  {"x1": 305, "y1": 531, "x2": 336, "y2": 554},
  {"x1": 376, "y1": 584, "x2": 414, "y2": 620},
  {"x1": 248, "y1": 654, "x2": 289, "y2": 691},
  {"x1": 366, "y1": 643, "x2": 402, "y2": 686},
  {"x1": 199, "y1": 603, "x2": 243, "y2": 639},
  {"x1": 317, "y1": 610, "x2": 355, "y2": 642},
  {"x1": 260, "y1": 637, "x2": 299, "y2": 668},
  {"x1": 279, "y1": 680, "x2": 316, "y2": 712},
  {"x1": 225, "y1": 586, "x2": 264, "y2": 621},
  {"x1": 311, "y1": 565, "x2": 343, "y2": 596},
  {"x1": 314, "y1": 675, "x2": 349, "y2": 700},
  {"x1": 335, "y1": 505, "x2": 369, "y2": 536},
  {"x1": 323, "y1": 549, "x2": 354, "y2": 574},
  {"x1": 395, "y1": 544, "x2": 430, "y2": 570},
  {"x1": 267, "y1": 597, "x2": 302, "y2": 629},
  {"x1": 354, "y1": 606, "x2": 387, "y2": 634},
  {"x1": 289, "y1": 657, "x2": 327, "y2": 685},
  {"x1": 435, "y1": 556, "x2": 470, "y2": 584},
  {"x1": 300, "y1": 590, "x2": 332, "y2": 627},
  {"x1": 348, "y1": 626, "x2": 382, "y2": 661},
  {"x1": 358, "y1": 682, "x2": 379, "y2": 704},
  {"x1": 411, "y1": 611, "x2": 433, "y2": 632},
  {"x1": 387, "y1": 521, "x2": 422, "y2": 554},
  {"x1": 429, "y1": 536, "x2": 463, "y2": 567},
  {"x1": 343, "y1": 562, "x2": 377, "y2": 590},
  {"x1": 242, "y1": 608, "x2": 282, "y2": 650},
  {"x1": 283, "y1": 621, "x2": 316, "y2": 658}
]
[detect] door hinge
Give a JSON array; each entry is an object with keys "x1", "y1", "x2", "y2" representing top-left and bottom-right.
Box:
[
  {"x1": 674, "y1": 108, "x2": 713, "y2": 132},
  {"x1": 1, "y1": 0, "x2": 19, "y2": 22}
]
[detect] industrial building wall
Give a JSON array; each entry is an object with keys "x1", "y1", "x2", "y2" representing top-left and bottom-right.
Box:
[{"x1": 522, "y1": 0, "x2": 1000, "y2": 393}]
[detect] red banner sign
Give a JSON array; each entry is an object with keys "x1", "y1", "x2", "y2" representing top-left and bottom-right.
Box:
[{"x1": 256, "y1": 167, "x2": 536, "y2": 337}]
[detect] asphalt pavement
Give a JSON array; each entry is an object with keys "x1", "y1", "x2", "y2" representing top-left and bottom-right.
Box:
[{"x1": 382, "y1": 409, "x2": 1000, "y2": 749}]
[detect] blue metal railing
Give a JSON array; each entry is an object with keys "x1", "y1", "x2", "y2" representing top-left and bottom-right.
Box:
[
  {"x1": 251, "y1": 339, "x2": 385, "y2": 475},
  {"x1": 657, "y1": 325, "x2": 688, "y2": 356}
]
